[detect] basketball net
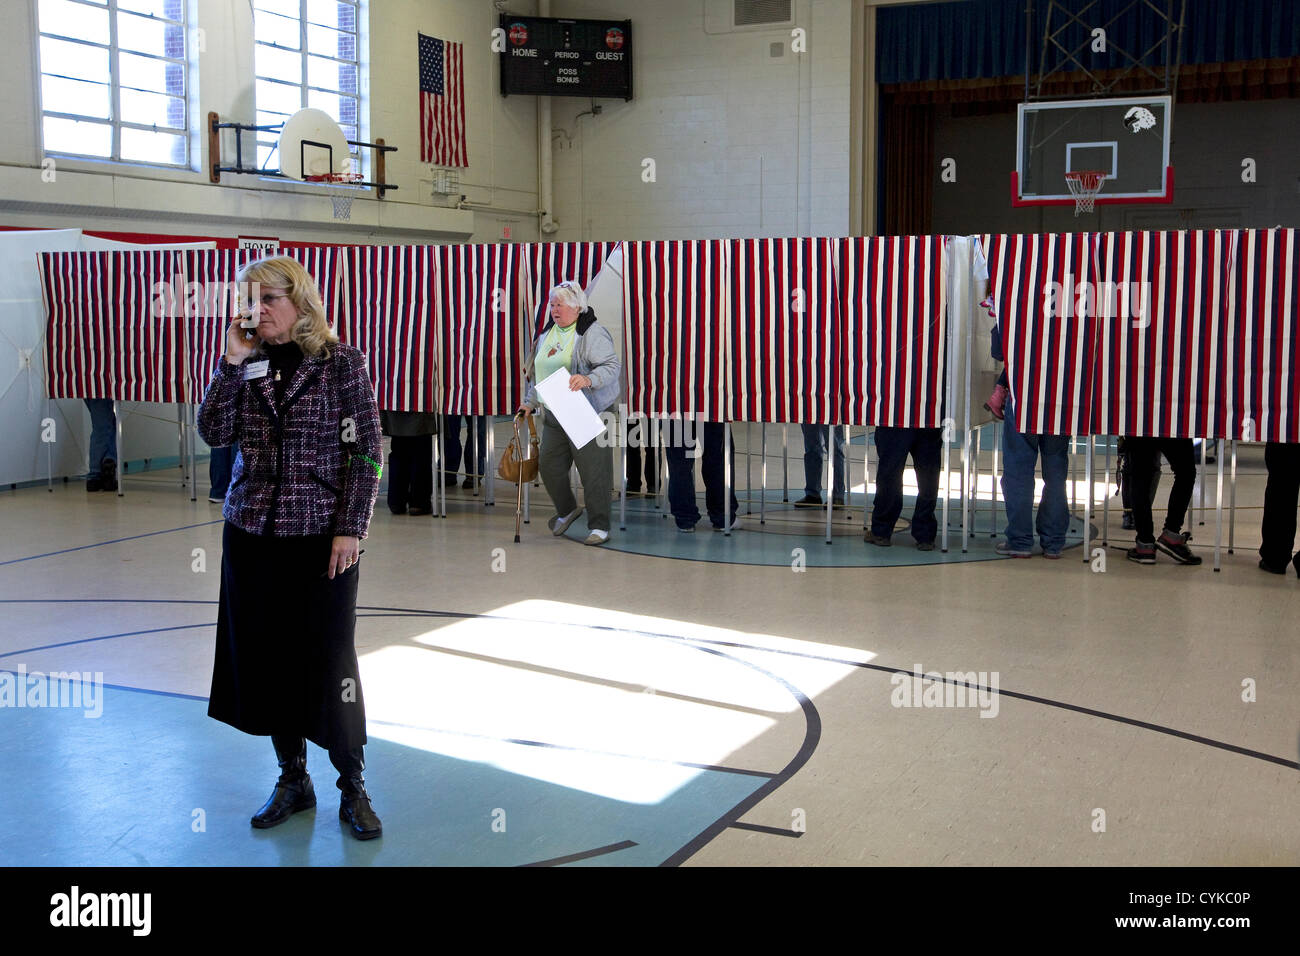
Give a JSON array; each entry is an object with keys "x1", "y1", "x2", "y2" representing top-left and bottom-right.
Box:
[{"x1": 1064, "y1": 171, "x2": 1105, "y2": 216}]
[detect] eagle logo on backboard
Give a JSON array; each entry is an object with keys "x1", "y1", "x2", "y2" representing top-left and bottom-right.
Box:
[{"x1": 1123, "y1": 106, "x2": 1157, "y2": 133}]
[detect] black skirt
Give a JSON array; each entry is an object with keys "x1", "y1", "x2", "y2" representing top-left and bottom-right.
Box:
[{"x1": 208, "y1": 522, "x2": 367, "y2": 751}]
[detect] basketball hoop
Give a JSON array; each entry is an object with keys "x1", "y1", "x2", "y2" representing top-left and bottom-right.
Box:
[{"x1": 1064, "y1": 170, "x2": 1105, "y2": 216}]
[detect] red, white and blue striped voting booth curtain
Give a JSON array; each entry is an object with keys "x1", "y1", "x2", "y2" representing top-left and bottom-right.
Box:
[
  {"x1": 1091, "y1": 230, "x2": 1231, "y2": 439},
  {"x1": 729, "y1": 237, "x2": 840, "y2": 423},
  {"x1": 524, "y1": 241, "x2": 618, "y2": 334},
  {"x1": 1224, "y1": 228, "x2": 1300, "y2": 443},
  {"x1": 336, "y1": 245, "x2": 437, "y2": 412},
  {"x1": 436, "y1": 243, "x2": 527, "y2": 415},
  {"x1": 180, "y1": 248, "x2": 264, "y2": 403},
  {"x1": 838, "y1": 235, "x2": 947, "y2": 427},
  {"x1": 622, "y1": 239, "x2": 730, "y2": 420},
  {"x1": 41, "y1": 250, "x2": 184, "y2": 403},
  {"x1": 983, "y1": 233, "x2": 1099, "y2": 436}
]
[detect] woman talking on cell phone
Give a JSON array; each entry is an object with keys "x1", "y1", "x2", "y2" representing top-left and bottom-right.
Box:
[{"x1": 196, "y1": 255, "x2": 385, "y2": 840}]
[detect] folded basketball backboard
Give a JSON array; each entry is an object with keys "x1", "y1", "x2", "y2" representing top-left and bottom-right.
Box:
[{"x1": 1013, "y1": 95, "x2": 1173, "y2": 207}]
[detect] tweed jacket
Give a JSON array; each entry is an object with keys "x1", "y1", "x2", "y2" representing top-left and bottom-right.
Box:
[{"x1": 197, "y1": 342, "x2": 381, "y2": 539}]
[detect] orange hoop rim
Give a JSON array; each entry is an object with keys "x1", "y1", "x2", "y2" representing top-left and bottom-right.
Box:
[{"x1": 303, "y1": 172, "x2": 365, "y2": 184}]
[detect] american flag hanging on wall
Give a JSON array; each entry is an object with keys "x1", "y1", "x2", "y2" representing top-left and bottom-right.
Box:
[
  {"x1": 729, "y1": 237, "x2": 840, "y2": 424},
  {"x1": 41, "y1": 250, "x2": 183, "y2": 404},
  {"x1": 1091, "y1": 230, "x2": 1230, "y2": 440},
  {"x1": 337, "y1": 244, "x2": 437, "y2": 413},
  {"x1": 622, "y1": 239, "x2": 730, "y2": 421},
  {"x1": 437, "y1": 244, "x2": 525, "y2": 415},
  {"x1": 983, "y1": 232, "x2": 1098, "y2": 437},
  {"x1": 1225, "y1": 228, "x2": 1299, "y2": 443},
  {"x1": 419, "y1": 34, "x2": 467, "y2": 167},
  {"x1": 838, "y1": 235, "x2": 948, "y2": 428}
]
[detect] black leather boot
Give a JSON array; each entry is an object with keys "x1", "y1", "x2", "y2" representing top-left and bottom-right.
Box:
[
  {"x1": 251, "y1": 736, "x2": 316, "y2": 829},
  {"x1": 339, "y1": 775, "x2": 382, "y2": 840}
]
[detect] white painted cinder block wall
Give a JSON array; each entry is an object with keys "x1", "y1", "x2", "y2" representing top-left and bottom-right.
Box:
[
  {"x1": 0, "y1": 0, "x2": 541, "y2": 245},
  {"x1": 545, "y1": 0, "x2": 853, "y2": 241}
]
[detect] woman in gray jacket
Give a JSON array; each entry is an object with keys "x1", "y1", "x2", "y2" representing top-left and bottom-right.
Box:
[{"x1": 520, "y1": 281, "x2": 621, "y2": 545}]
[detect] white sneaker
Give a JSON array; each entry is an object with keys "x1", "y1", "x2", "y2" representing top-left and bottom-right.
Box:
[
  {"x1": 712, "y1": 518, "x2": 742, "y2": 532},
  {"x1": 549, "y1": 507, "x2": 583, "y2": 536},
  {"x1": 583, "y1": 529, "x2": 609, "y2": 546}
]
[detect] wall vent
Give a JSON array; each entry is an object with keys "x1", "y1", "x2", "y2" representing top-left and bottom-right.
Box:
[{"x1": 734, "y1": 0, "x2": 793, "y2": 28}]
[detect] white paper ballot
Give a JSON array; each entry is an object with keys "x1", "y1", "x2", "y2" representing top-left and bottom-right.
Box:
[{"x1": 535, "y1": 367, "x2": 606, "y2": 449}]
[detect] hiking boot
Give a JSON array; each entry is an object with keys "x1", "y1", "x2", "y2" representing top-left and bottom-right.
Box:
[
  {"x1": 1127, "y1": 540, "x2": 1156, "y2": 565},
  {"x1": 1156, "y1": 530, "x2": 1202, "y2": 565}
]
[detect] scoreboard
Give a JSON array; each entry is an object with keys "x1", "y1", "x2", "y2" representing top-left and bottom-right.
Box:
[{"x1": 499, "y1": 15, "x2": 633, "y2": 100}]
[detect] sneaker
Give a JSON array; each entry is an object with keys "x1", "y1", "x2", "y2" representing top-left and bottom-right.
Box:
[
  {"x1": 548, "y1": 507, "x2": 583, "y2": 536},
  {"x1": 208, "y1": 495, "x2": 224, "y2": 504},
  {"x1": 793, "y1": 495, "x2": 824, "y2": 508},
  {"x1": 1042, "y1": 550, "x2": 1062, "y2": 560},
  {"x1": 677, "y1": 525, "x2": 696, "y2": 534},
  {"x1": 864, "y1": 530, "x2": 892, "y2": 547},
  {"x1": 995, "y1": 541, "x2": 1032, "y2": 558},
  {"x1": 915, "y1": 540, "x2": 935, "y2": 552},
  {"x1": 984, "y1": 383, "x2": 1008, "y2": 421},
  {"x1": 100, "y1": 458, "x2": 118, "y2": 493},
  {"x1": 712, "y1": 518, "x2": 742, "y2": 532},
  {"x1": 408, "y1": 506, "x2": 432, "y2": 516},
  {"x1": 1155, "y1": 530, "x2": 1202, "y2": 566},
  {"x1": 583, "y1": 529, "x2": 609, "y2": 546},
  {"x1": 461, "y1": 477, "x2": 475, "y2": 490},
  {"x1": 1121, "y1": 511, "x2": 1135, "y2": 531},
  {"x1": 1127, "y1": 540, "x2": 1157, "y2": 564}
]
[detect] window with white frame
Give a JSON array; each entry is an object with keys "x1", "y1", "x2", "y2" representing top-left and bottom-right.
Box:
[
  {"x1": 37, "y1": 0, "x2": 190, "y2": 167},
  {"x1": 253, "y1": 0, "x2": 361, "y2": 176}
]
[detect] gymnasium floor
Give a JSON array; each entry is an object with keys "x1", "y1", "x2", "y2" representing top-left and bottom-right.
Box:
[{"x1": 1, "y1": 425, "x2": 1297, "y2": 867}]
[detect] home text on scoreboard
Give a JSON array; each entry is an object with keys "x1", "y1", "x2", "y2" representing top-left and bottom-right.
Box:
[{"x1": 499, "y1": 15, "x2": 633, "y2": 101}]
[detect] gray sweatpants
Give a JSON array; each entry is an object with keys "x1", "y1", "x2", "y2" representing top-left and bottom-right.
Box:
[{"x1": 540, "y1": 407, "x2": 614, "y2": 532}]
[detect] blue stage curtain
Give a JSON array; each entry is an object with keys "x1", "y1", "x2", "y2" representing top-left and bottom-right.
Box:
[{"x1": 877, "y1": 0, "x2": 1300, "y2": 85}]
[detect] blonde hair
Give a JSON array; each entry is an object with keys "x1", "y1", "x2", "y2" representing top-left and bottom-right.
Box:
[
  {"x1": 548, "y1": 280, "x2": 588, "y2": 314},
  {"x1": 238, "y1": 255, "x2": 337, "y2": 358}
]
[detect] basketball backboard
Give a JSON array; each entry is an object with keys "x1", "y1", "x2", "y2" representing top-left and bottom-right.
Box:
[{"x1": 1013, "y1": 95, "x2": 1173, "y2": 207}]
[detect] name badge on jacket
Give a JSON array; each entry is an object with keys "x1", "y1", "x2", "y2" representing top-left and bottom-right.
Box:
[{"x1": 243, "y1": 360, "x2": 270, "y2": 381}]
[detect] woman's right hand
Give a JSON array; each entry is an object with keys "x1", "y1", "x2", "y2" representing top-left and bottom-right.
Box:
[{"x1": 224, "y1": 319, "x2": 257, "y2": 365}]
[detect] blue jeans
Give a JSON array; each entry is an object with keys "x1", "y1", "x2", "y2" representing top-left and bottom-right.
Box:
[
  {"x1": 442, "y1": 415, "x2": 487, "y2": 478},
  {"x1": 1000, "y1": 404, "x2": 1070, "y2": 554},
  {"x1": 84, "y1": 399, "x2": 117, "y2": 476},
  {"x1": 801, "y1": 423, "x2": 847, "y2": 501},
  {"x1": 209, "y1": 442, "x2": 238, "y2": 499},
  {"x1": 665, "y1": 422, "x2": 738, "y2": 529}
]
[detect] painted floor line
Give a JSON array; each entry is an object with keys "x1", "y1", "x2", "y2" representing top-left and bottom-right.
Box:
[
  {"x1": 520, "y1": 839, "x2": 639, "y2": 866},
  {"x1": 0, "y1": 520, "x2": 224, "y2": 568}
]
